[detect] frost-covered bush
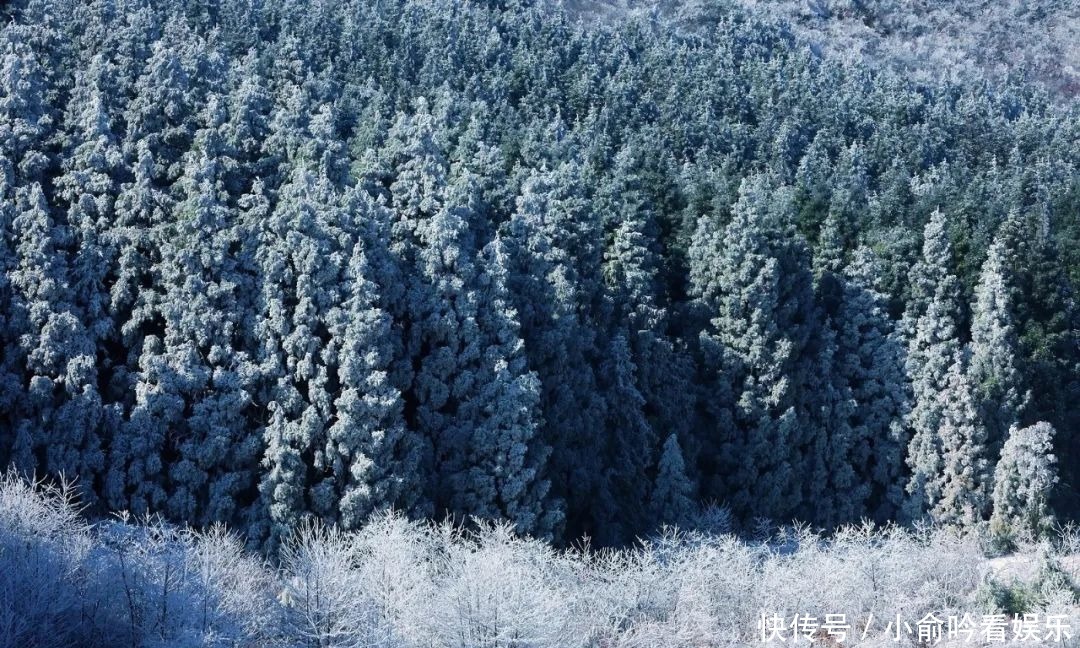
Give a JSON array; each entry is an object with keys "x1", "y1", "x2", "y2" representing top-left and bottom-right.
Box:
[
  {"x1": 4, "y1": 474, "x2": 1080, "y2": 647},
  {"x1": 420, "y1": 521, "x2": 587, "y2": 648},
  {"x1": 278, "y1": 522, "x2": 387, "y2": 648},
  {"x1": 0, "y1": 475, "x2": 92, "y2": 648},
  {"x1": 88, "y1": 517, "x2": 282, "y2": 648},
  {"x1": 0, "y1": 476, "x2": 280, "y2": 648}
]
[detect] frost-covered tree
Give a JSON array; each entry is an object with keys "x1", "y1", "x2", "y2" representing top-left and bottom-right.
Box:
[
  {"x1": 102, "y1": 141, "x2": 175, "y2": 514},
  {"x1": 325, "y1": 241, "x2": 424, "y2": 530},
  {"x1": 831, "y1": 247, "x2": 910, "y2": 523},
  {"x1": 223, "y1": 50, "x2": 272, "y2": 192},
  {"x1": 56, "y1": 55, "x2": 121, "y2": 352},
  {"x1": 7, "y1": 183, "x2": 104, "y2": 495},
  {"x1": 968, "y1": 229, "x2": 1027, "y2": 457},
  {"x1": 122, "y1": 30, "x2": 197, "y2": 184},
  {"x1": 378, "y1": 106, "x2": 559, "y2": 539},
  {"x1": 995, "y1": 211, "x2": 1080, "y2": 514},
  {"x1": 601, "y1": 147, "x2": 697, "y2": 478},
  {"x1": 904, "y1": 210, "x2": 965, "y2": 521},
  {"x1": 145, "y1": 97, "x2": 260, "y2": 526},
  {"x1": 0, "y1": 160, "x2": 18, "y2": 469},
  {"x1": 651, "y1": 433, "x2": 698, "y2": 529},
  {"x1": 805, "y1": 320, "x2": 860, "y2": 527},
  {"x1": 254, "y1": 163, "x2": 356, "y2": 550},
  {"x1": 0, "y1": 23, "x2": 53, "y2": 184},
  {"x1": 932, "y1": 353, "x2": 991, "y2": 527},
  {"x1": 592, "y1": 333, "x2": 654, "y2": 544},
  {"x1": 990, "y1": 421, "x2": 1058, "y2": 541},
  {"x1": 495, "y1": 164, "x2": 607, "y2": 541},
  {"x1": 688, "y1": 175, "x2": 816, "y2": 521}
]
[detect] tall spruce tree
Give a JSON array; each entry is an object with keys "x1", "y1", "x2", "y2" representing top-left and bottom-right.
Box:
[
  {"x1": 147, "y1": 97, "x2": 260, "y2": 526},
  {"x1": 968, "y1": 228, "x2": 1027, "y2": 458},
  {"x1": 904, "y1": 210, "x2": 965, "y2": 522},
  {"x1": 651, "y1": 433, "x2": 698, "y2": 529},
  {"x1": 381, "y1": 105, "x2": 559, "y2": 539},
  {"x1": 325, "y1": 240, "x2": 425, "y2": 530},
  {"x1": 688, "y1": 175, "x2": 816, "y2": 521},
  {"x1": 835, "y1": 247, "x2": 910, "y2": 523},
  {"x1": 932, "y1": 353, "x2": 992, "y2": 527},
  {"x1": 494, "y1": 164, "x2": 607, "y2": 542}
]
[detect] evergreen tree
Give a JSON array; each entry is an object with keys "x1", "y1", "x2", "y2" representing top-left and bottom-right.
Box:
[
  {"x1": 688, "y1": 175, "x2": 816, "y2": 521},
  {"x1": 651, "y1": 433, "x2": 697, "y2": 529},
  {"x1": 990, "y1": 421, "x2": 1058, "y2": 541},
  {"x1": 325, "y1": 241, "x2": 424, "y2": 530},
  {"x1": 997, "y1": 211, "x2": 1080, "y2": 516},
  {"x1": 0, "y1": 159, "x2": 17, "y2": 469},
  {"x1": 0, "y1": 23, "x2": 53, "y2": 185},
  {"x1": 122, "y1": 31, "x2": 197, "y2": 184},
  {"x1": 592, "y1": 333, "x2": 654, "y2": 544},
  {"x1": 806, "y1": 320, "x2": 861, "y2": 527},
  {"x1": 904, "y1": 210, "x2": 965, "y2": 521},
  {"x1": 601, "y1": 147, "x2": 697, "y2": 475},
  {"x1": 380, "y1": 106, "x2": 559, "y2": 539},
  {"x1": 7, "y1": 183, "x2": 104, "y2": 496},
  {"x1": 254, "y1": 163, "x2": 355, "y2": 550},
  {"x1": 932, "y1": 353, "x2": 991, "y2": 527},
  {"x1": 102, "y1": 143, "x2": 174, "y2": 515},
  {"x1": 150, "y1": 97, "x2": 260, "y2": 526},
  {"x1": 495, "y1": 164, "x2": 607, "y2": 541},
  {"x1": 835, "y1": 247, "x2": 910, "y2": 522},
  {"x1": 968, "y1": 230, "x2": 1027, "y2": 458}
]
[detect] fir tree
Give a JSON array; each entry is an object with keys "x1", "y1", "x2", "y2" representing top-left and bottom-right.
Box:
[
  {"x1": 7, "y1": 183, "x2": 104, "y2": 495},
  {"x1": 593, "y1": 333, "x2": 654, "y2": 544},
  {"x1": 495, "y1": 164, "x2": 607, "y2": 541},
  {"x1": 835, "y1": 247, "x2": 910, "y2": 522},
  {"x1": 904, "y1": 210, "x2": 965, "y2": 522},
  {"x1": 932, "y1": 353, "x2": 991, "y2": 527},
  {"x1": 651, "y1": 433, "x2": 698, "y2": 529},
  {"x1": 968, "y1": 230, "x2": 1027, "y2": 457},
  {"x1": 990, "y1": 421, "x2": 1058, "y2": 541},
  {"x1": 688, "y1": 175, "x2": 816, "y2": 521},
  {"x1": 327, "y1": 241, "x2": 425, "y2": 530}
]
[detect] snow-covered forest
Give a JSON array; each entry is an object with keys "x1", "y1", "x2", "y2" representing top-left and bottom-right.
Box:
[{"x1": 1, "y1": 0, "x2": 1079, "y2": 579}]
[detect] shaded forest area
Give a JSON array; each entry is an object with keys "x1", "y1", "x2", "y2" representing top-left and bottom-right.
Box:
[{"x1": 0, "y1": 0, "x2": 1078, "y2": 552}]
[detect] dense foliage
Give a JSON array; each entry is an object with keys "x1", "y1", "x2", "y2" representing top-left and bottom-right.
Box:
[
  {"x1": 1, "y1": 0, "x2": 1078, "y2": 549},
  {"x1": 6, "y1": 473, "x2": 1080, "y2": 648}
]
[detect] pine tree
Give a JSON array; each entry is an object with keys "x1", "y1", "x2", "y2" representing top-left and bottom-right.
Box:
[
  {"x1": 592, "y1": 333, "x2": 654, "y2": 544},
  {"x1": 601, "y1": 147, "x2": 697, "y2": 477},
  {"x1": 7, "y1": 183, "x2": 104, "y2": 495},
  {"x1": 968, "y1": 231, "x2": 1027, "y2": 458},
  {"x1": 122, "y1": 32, "x2": 196, "y2": 184},
  {"x1": 688, "y1": 175, "x2": 816, "y2": 521},
  {"x1": 0, "y1": 158, "x2": 18, "y2": 469},
  {"x1": 0, "y1": 23, "x2": 53, "y2": 184},
  {"x1": 99, "y1": 145, "x2": 170, "y2": 513},
  {"x1": 996, "y1": 211, "x2": 1080, "y2": 515},
  {"x1": 651, "y1": 433, "x2": 697, "y2": 529},
  {"x1": 904, "y1": 210, "x2": 965, "y2": 521},
  {"x1": 150, "y1": 97, "x2": 260, "y2": 526},
  {"x1": 990, "y1": 421, "x2": 1058, "y2": 541},
  {"x1": 377, "y1": 105, "x2": 560, "y2": 539},
  {"x1": 835, "y1": 247, "x2": 910, "y2": 522},
  {"x1": 932, "y1": 353, "x2": 991, "y2": 527},
  {"x1": 325, "y1": 241, "x2": 424, "y2": 530},
  {"x1": 254, "y1": 163, "x2": 355, "y2": 550},
  {"x1": 806, "y1": 319, "x2": 862, "y2": 527},
  {"x1": 495, "y1": 164, "x2": 607, "y2": 541}
]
